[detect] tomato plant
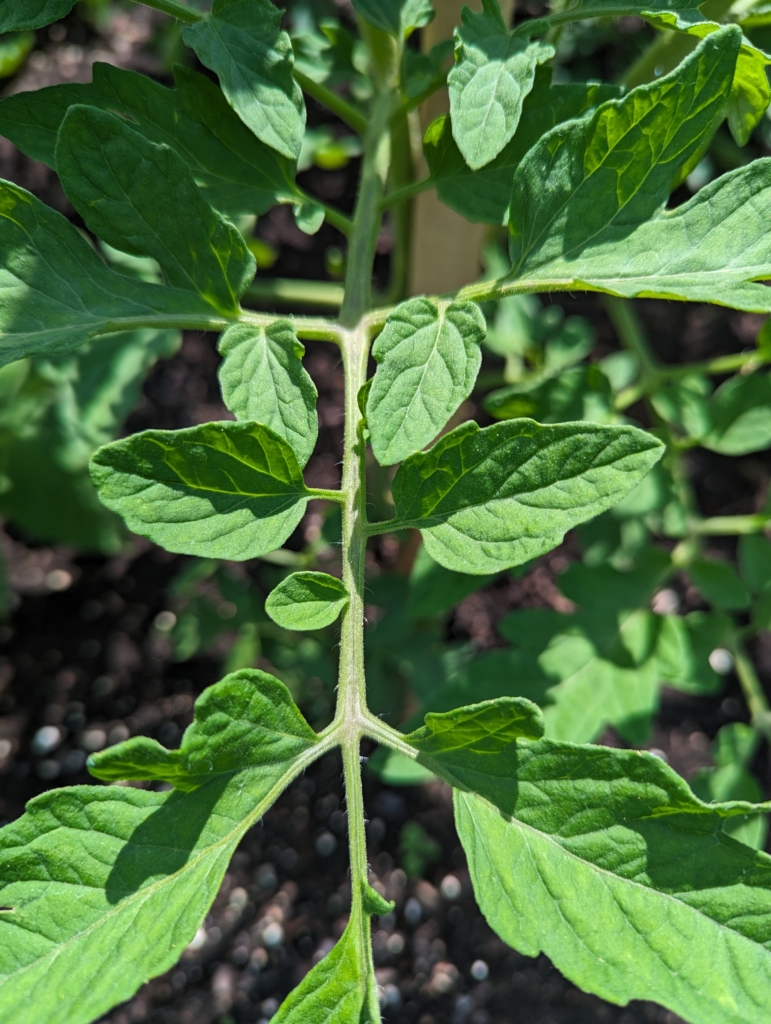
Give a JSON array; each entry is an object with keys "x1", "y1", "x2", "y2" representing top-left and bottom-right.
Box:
[{"x1": 2, "y1": 1, "x2": 771, "y2": 1022}]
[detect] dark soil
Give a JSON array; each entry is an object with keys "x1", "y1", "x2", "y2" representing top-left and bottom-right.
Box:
[{"x1": 1, "y1": 8, "x2": 771, "y2": 1024}]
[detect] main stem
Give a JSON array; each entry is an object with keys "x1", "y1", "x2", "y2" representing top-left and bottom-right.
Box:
[{"x1": 334, "y1": 53, "x2": 394, "y2": 1009}]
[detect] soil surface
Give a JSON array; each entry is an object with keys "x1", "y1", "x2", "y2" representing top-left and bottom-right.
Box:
[{"x1": 1, "y1": 7, "x2": 770, "y2": 1024}]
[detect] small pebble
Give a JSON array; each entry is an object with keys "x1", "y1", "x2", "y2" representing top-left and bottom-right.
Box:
[
  {"x1": 31, "y1": 726, "x2": 61, "y2": 757},
  {"x1": 440, "y1": 874, "x2": 462, "y2": 901},
  {"x1": 404, "y1": 897, "x2": 421, "y2": 926},
  {"x1": 709, "y1": 648, "x2": 734, "y2": 674},
  {"x1": 470, "y1": 959, "x2": 489, "y2": 981},
  {"x1": 262, "y1": 921, "x2": 284, "y2": 947}
]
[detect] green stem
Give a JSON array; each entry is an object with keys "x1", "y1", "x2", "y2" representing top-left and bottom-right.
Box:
[
  {"x1": 691, "y1": 514, "x2": 771, "y2": 536},
  {"x1": 340, "y1": 93, "x2": 393, "y2": 328},
  {"x1": 238, "y1": 308, "x2": 343, "y2": 343},
  {"x1": 386, "y1": 110, "x2": 415, "y2": 304},
  {"x1": 307, "y1": 487, "x2": 347, "y2": 503},
  {"x1": 380, "y1": 176, "x2": 434, "y2": 211},
  {"x1": 130, "y1": 0, "x2": 201, "y2": 22},
  {"x1": 603, "y1": 295, "x2": 659, "y2": 375},
  {"x1": 293, "y1": 69, "x2": 368, "y2": 136},
  {"x1": 732, "y1": 640, "x2": 771, "y2": 743},
  {"x1": 616, "y1": 349, "x2": 770, "y2": 410},
  {"x1": 243, "y1": 278, "x2": 344, "y2": 311}
]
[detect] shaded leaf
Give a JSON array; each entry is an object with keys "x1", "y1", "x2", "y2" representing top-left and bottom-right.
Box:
[
  {"x1": 407, "y1": 544, "x2": 497, "y2": 619},
  {"x1": 425, "y1": 73, "x2": 621, "y2": 225},
  {"x1": 484, "y1": 365, "x2": 613, "y2": 424},
  {"x1": 367, "y1": 297, "x2": 486, "y2": 466},
  {"x1": 408, "y1": 697, "x2": 771, "y2": 1024},
  {"x1": 0, "y1": 674, "x2": 318, "y2": 1024},
  {"x1": 218, "y1": 322, "x2": 318, "y2": 466},
  {"x1": 389, "y1": 419, "x2": 664, "y2": 574},
  {"x1": 689, "y1": 558, "x2": 751, "y2": 610},
  {"x1": 0, "y1": 0, "x2": 74, "y2": 31},
  {"x1": 272, "y1": 911, "x2": 372, "y2": 1023},
  {"x1": 0, "y1": 180, "x2": 223, "y2": 366},
  {"x1": 505, "y1": 29, "x2": 771, "y2": 312},
  {"x1": 0, "y1": 62, "x2": 299, "y2": 218},
  {"x1": 89, "y1": 421, "x2": 312, "y2": 560},
  {"x1": 449, "y1": 4, "x2": 553, "y2": 170},
  {"x1": 183, "y1": 0, "x2": 305, "y2": 161},
  {"x1": 738, "y1": 533, "x2": 771, "y2": 594},
  {"x1": 352, "y1": 0, "x2": 434, "y2": 39},
  {"x1": 691, "y1": 723, "x2": 768, "y2": 850},
  {"x1": 0, "y1": 327, "x2": 179, "y2": 552},
  {"x1": 703, "y1": 373, "x2": 771, "y2": 455},
  {"x1": 265, "y1": 571, "x2": 349, "y2": 631},
  {"x1": 56, "y1": 106, "x2": 254, "y2": 316},
  {"x1": 89, "y1": 668, "x2": 317, "y2": 789}
]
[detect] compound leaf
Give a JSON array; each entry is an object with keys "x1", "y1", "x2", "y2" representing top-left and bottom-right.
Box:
[
  {"x1": 0, "y1": 673, "x2": 318, "y2": 1024},
  {"x1": 218, "y1": 322, "x2": 318, "y2": 466},
  {"x1": 88, "y1": 668, "x2": 317, "y2": 789},
  {"x1": 407, "y1": 697, "x2": 771, "y2": 1023},
  {"x1": 425, "y1": 73, "x2": 621, "y2": 224},
  {"x1": 89, "y1": 421, "x2": 311, "y2": 560},
  {"x1": 388, "y1": 419, "x2": 664, "y2": 574},
  {"x1": 449, "y1": 4, "x2": 553, "y2": 170},
  {"x1": 0, "y1": 0, "x2": 74, "y2": 31},
  {"x1": 0, "y1": 62, "x2": 299, "y2": 219},
  {"x1": 56, "y1": 106, "x2": 254, "y2": 316},
  {"x1": 265, "y1": 571, "x2": 349, "y2": 631},
  {"x1": 506, "y1": 29, "x2": 771, "y2": 312},
  {"x1": 183, "y1": 0, "x2": 305, "y2": 162},
  {"x1": 367, "y1": 297, "x2": 486, "y2": 466},
  {"x1": 352, "y1": 0, "x2": 434, "y2": 39},
  {"x1": 0, "y1": 180, "x2": 224, "y2": 367}
]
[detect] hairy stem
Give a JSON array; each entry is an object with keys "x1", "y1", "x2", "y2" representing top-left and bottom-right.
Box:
[{"x1": 131, "y1": 0, "x2": 201, "y2": 23}]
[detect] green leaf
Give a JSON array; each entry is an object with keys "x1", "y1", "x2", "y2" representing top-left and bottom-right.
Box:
[
  {"x1": 0, "y1": 62, "x2": 299, "y2": 219},
  {"x1": 0, "y1": 673, "x2": 319, "y2": 1024},
  {"x1": 703, "y1": 373, "x2": 771, "y2": 455},
  {"x1": 0, "y1": 0, "x2": 74, "y2": 31},
  {"x1": 0, "y1": 180, "x2": 223, "y2": 367},
  {"x1": 527, "y1": 0, "x2": 770, "y2": 145},
  {"x1": 506, "y1": 29, "x2": 771, "y2": 312},
  {"x1": 89, "y1": 421, "x2": 312, "y2": 560},
  {"x1": 408, "y1": 697, "x2": 771, "y2": 1024},
  {"x1": 89, "y1": 668, "x2": 317, "y2": 789},
  {"x1": 691, "y1": 724, "x2": 768, "y2": 850},
  {"x1": 448, "y1": 5, "x2": 553, "y2": 170},
  {"x1": 407, "y1": 544, "x2": 497, "y2": 618},
  {"x1": 0, "y1": 327, "x2": 179, "y2": 551},
  {"x1": 484, "y1": 365, "x2": 613, "y2": 424},
  {"x1": 389, "y1": 419, "x2": 664, "y2": 574},
  {"x1": 0, "y1": 31, "x2": 34, "y2": 79},
  {"x1": 352, "y1": 0, "x2": 434, "y2": 39},
  {"x1": 218, "y1": 322, "x2": 318, "y2": 466},
  {"x1": 271, "y1": 911, "x2": 372, "y2": 1023},
  {"x1": 293, "y1": 199, "x2": 325, "y2": 235},
  {"x1": 182, "y1": 0, "x2": 305, "y2": 162},
  {"x1": 424, "y1": 73, "x2": 621, "y2": 225},
  {"x1": 498, "y1": 551, "x2": 672, "y2": 742},
  {"x1": 56, "y1": 106, "x2": 254, "y2": 316},
  {"x1": 265, "y1": 571, "x2": 349, "y2": 631},
  {"x1": 367, "y1": 297, "x2": 486, "y2": 466},
  {"x1": 689, "y1": 558, "x2": 751, "y2": 610},
  {"x1": 406, "y1": 697, "x2": 545, "y2": 757},
  {"x1": 738, "y1": 534, "x2": 771, "y2": 593}
]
